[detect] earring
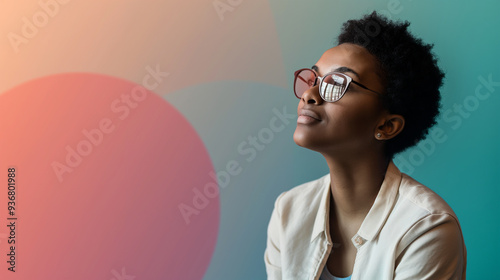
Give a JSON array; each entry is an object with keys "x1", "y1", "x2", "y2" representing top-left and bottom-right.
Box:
[{"x1": 376, "y1": 133, "x2": 382, "y2": 138}]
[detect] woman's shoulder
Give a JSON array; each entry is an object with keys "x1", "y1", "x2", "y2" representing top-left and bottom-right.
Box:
[
  {"x1": 387, "y1": 172, "x2": 466, "y2": 271},
  {"x1": 397, "y1": 173, "x2": 457, "y2": 218}
]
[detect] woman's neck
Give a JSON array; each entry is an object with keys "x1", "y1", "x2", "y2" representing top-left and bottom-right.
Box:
[{"x1": 324, "y1": 151, "x2": 389, "y2": 223}]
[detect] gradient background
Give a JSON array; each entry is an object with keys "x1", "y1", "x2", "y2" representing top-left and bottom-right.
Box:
[{"x1": 0, "y1": 0, "x2": 499, "y2": 279}]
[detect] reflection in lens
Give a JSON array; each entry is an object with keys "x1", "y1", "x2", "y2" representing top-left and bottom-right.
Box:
[
  {"x1": 323, "y1": 83, "x2": 333, "y2": 101},
  {"x1": 323, "y1": 74, "x2": 346, "y2": 102}
]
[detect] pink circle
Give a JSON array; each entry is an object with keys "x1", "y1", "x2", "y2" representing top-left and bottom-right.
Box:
[{"x1": 0, "y1": 73, "x2": 219, "y2": 279}]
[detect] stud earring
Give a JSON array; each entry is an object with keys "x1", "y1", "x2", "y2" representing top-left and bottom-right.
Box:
[{"x1": 376, "y1": 133, "x2": 382, "y2": 138}]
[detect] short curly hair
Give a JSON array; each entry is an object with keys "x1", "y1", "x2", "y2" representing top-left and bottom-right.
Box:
[{"x1": 337, "y1": 11, "x2": 444, "y2": 158}]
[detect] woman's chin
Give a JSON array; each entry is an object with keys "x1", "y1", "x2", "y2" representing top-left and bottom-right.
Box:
[
  {"x1": 293, "y1": 129, "x2": 337, "y2": 154},
  {"x1": 293, "y1": 130, "x2": 314, "y2": 149}
]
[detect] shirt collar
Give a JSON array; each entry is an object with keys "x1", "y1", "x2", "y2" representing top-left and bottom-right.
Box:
[
  {"x1": 310, "y1": 174, "x2": 332, "y2": 243},
  {"x1": 310, "y1": 161, "x2": 402, "y2": 243}
]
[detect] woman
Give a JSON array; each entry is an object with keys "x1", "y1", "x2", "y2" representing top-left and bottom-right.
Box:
[{"x1": 264, "y1": 12, "x2": 466, "y2": 280}]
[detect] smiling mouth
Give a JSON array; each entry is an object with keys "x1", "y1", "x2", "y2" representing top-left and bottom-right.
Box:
[
  {"x1": 299, "y1": 113, "x2": 320, "y2": 120},
  {"x1": 297, "y1": 114, "x2": 321, "y2": 124},
  {"x1": 297, "y1": 110, "x2": 321, "y2": 124}
]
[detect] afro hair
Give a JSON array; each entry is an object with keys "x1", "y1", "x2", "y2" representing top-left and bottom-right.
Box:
[{"x1": 337, "y1": 11, "x2": 445, "y2": 158}]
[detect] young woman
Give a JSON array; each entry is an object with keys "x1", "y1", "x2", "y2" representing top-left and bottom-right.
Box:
[{"x1": 264, "y1": 12, "x2": 466, "y2": 280}]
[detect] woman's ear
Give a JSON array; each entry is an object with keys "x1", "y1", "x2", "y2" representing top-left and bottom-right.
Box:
[{"x1": 374, "y1": 114, "x2": 405, "y2": 140}]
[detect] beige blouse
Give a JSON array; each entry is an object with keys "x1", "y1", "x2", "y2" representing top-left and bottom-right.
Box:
[{"x1": 264, "y1": 161, "x2": 466, "y2": 280}]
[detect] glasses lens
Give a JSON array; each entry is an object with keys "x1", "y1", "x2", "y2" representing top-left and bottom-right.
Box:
[
  {"x1": 294, "y1": 69, "x2": 316, "y2": 98},
  {"x1": 321, "y1": 73, "x2": 348, "y2": 102}
]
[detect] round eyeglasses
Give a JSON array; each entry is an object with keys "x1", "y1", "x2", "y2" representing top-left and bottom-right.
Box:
[{"x1": 293, "y1": 68, "x2": 382, "y2": 102}]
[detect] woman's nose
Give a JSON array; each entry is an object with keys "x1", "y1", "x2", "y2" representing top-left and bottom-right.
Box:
[{"x1": 301, "y1": 83, "x2": 323, "y2": 105}]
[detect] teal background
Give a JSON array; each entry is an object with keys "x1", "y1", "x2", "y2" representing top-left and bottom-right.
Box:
[{"x1": 165, "y1": 0, "x2": 500, "y2": 278}]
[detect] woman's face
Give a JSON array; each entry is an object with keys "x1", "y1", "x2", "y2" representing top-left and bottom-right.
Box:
[{"x1": 293, "y1": 43, "x2": 387, "y2": 157}]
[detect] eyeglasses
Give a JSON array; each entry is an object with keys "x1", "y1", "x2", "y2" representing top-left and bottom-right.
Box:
[{"x1": 293, "y1": 68, "x2": 382, "y2": 102}]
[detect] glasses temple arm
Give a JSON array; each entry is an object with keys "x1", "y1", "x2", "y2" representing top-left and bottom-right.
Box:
[{"x1": 351, "y1": 80, "x2": 382, "y2": 95}]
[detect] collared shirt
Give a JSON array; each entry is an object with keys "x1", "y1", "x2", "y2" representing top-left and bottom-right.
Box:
[{"x1": 264, "y1": 161, "x2": 466, "y2": 280}]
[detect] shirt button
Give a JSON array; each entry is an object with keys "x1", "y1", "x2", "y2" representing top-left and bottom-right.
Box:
[{"x1": 354, "y1": 236, "x2": 364, "y2": 246}]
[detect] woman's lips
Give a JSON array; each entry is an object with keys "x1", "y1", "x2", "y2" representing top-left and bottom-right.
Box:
[
  {"x1": 297, "y1": 115, "x2": 320, "y2": 124},
  {"x1": 297, "y1": 109, "x2": 321, "y2": 124}
]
